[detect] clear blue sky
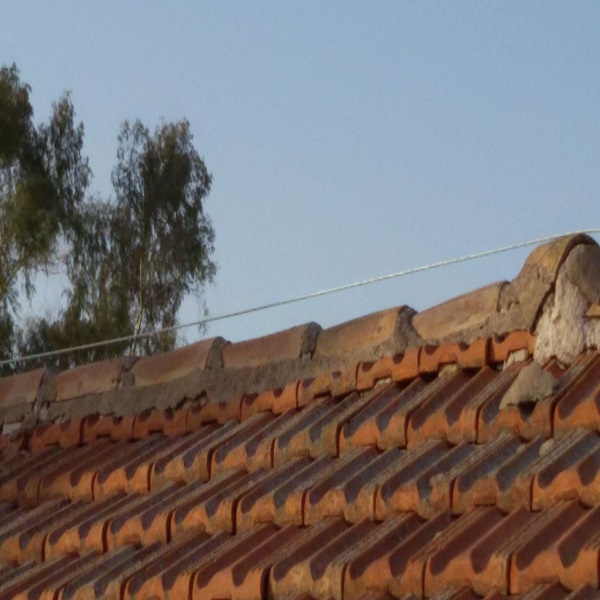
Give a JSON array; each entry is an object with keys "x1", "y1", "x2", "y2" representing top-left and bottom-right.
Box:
[{"x1": 2, "y1": 3, "x2": 600, "y2": 344}]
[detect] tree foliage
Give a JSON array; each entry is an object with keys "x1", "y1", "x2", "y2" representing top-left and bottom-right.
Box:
[{"x1": 0, "y1": 64, "x2": 216, "y2": 372}]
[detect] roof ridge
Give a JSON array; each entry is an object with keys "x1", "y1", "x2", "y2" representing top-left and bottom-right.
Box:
[{"x1": 1, "y1": 233, "x2": 599, "y2": 438}]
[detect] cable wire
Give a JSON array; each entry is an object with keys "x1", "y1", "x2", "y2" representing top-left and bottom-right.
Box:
[{"x1": 3, "y1": 228, "x2": 600, "y2": 367}]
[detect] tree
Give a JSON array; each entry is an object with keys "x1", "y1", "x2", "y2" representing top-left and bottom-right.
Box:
[
  {"x1": 0, "y1": 64, "x2": 90, "y2": 372},
  {"x1": 1, "y1": 64, "x2": 216, "y2": 371}
]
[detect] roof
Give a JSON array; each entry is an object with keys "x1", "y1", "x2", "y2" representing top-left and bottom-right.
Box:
[{"x1": 1, "y1": 234, "x2": 600, "y2": 599}]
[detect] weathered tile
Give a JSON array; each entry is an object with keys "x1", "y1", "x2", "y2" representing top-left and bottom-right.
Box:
[
  {"x1": 131, "y1": 337, "x2": 219, "y2": 386},
  {"x1": 29, "y1": 440, "x2": 121, "y2": 505},
  {"x1": 44, "y1": 492, "x2": 134, "y2": 558},
  {"x1": 554, "y1": 354, "x2": 600, "y2": 433},
  {"x1": 236, "y1": 456, "x2": 312, "y2": 531},
  {"x1": 509, "y1": 502, "x2": 590, "y2": 593},
  {"x1": 531, "y1": 429, "x2": 600, "y2": 509},
  {"x1": 210, "y1": 411, "x2": 278, "y2": 474},
  {"x1": 132, "y1": 408, "x2": 187, "y2": 438},
  {"x1": 375, "y1": 440, "x2": 473, "y2": 518},
  {"x1": 418, "y1": 338, "x2": 488, "y2": 374},
  {"x1": 303, "y1": 447, "x2": 381, "y2": 524},
  {"x1": 423, "y1": 507, "x2": 535, "y2": 596},
  {"x1": 55, "y1": 358, "x2": 124, "y2": 401},
  {"x1": 171, "y1": 469, "x2": 269, "y2": 536},
  {"x1": 452, "y1": 434, "x2": 534, "y2": 513},
  {"x1": 222, "y1": 323, "x2": 318, "y2": 368},
  {"x1": 0, "y1": 368, "x2": 45, "y2": 408},
  {"x1": 149, "y1": 421, "x2": 237, "y2": 489},
  {"x1": 186, "y1": 396, "x2": 243, "y2": 428},
  {"x1": 274, "y1": 391, "x2": 376, "y2": 464},
  {"x1": 121, "y1": 532, "x2": 216, "y2": 599},
  {"x1": 0, "y1": 499, "x2": 70, "y2": 562},
  {"x1": 81, "y1": 413, "x2": 135, "y2": 443},
  {"x1": 339, "y1": 380, "x2": 423, "y2": 453},
  {"x1": 58, "y1": 544, "x2": 159, "y2": 600},
  {"x1": 489, "y1": 331, "x2": 536, "y2": 363},
  {"x1": 191, "y1": 523, "x2": 291, "y2": 599},
  {"x1": 406, "y1": 367, "x2": 498, "y2": 446}
]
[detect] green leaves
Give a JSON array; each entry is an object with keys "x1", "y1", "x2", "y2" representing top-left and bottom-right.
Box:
[{"x1": 1, "y1": 65, "x2": 216, "y2": 371}]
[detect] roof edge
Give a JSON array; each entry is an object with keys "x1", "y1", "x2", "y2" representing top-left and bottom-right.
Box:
[{"x1": 0, "y1": 234, "x2": 597, "y2": 435}]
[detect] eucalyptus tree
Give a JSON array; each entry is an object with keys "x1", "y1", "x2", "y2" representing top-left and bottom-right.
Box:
[{"x1": 1, "y1": 64, "x2": 216, "y2": 371}]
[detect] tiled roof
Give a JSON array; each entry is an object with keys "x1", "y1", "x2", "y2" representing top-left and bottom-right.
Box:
[{"x1": 1, "y1": 234, "x2": 600, "y2": 599}]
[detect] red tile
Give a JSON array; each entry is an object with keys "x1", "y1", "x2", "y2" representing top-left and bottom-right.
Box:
[
  {"x1": 131, "y1": 337, "x2": 219, "y2": 386},
  {"x1": 297, "y1": 369, "x2": 356, "y2": 407},
  {"x1": 567, "y1": 585, "x2": 600, "y2": 599},
  {"x1": 314, "y1": 308, "x2": 401, "y2": 359},
  {"x1": 186, "y1": 396, "x2": 243, "y2": 428},
  {"x1": 0, "y1": 368, "x2": 45, "y2": 408},
  {"x1": 406, "y1": 367, "x2": 499, "y2": 446},
  {"x1": 451, "y1": 434, "x2": 535, "y2": 514},
  {"x1": 268, "y1": 519, "x2": 350, "y2": 599},
  {"x1": 149, "y1": 421, "x2": 237, "y2": 490},
  {"x1": 347, "y1": 512, "x2": 453, "y2": 599},
  {"x1": 132, "y1": 408, "x2": 187, "y2": 438},
  {"x1": 191, "y1": 523, "x2": 291, "y2": 599},
  {"x1": 375, "y1": 440, "x2": 473, "y2": 518},
  {"x1": 57, "y1": 544, "x2": 159, "y2": 600},
  {"x1": 0, "y1": 446, "x2": 62, "y2": 504},
  {"x1": 509, "y1": 502, "x2": 590, "y2": 594},
  {"x1": 343, "y1": 513, "x2": 424, "y2": 600},
  {"x1": 532, "y1": 430, "x2": 600, "y2": 509},
  {"x1": 477, "y1": 360, "x2": 553, "y2": 443},
  {"x1": 0, "y1": 499, "x2": 76, "y2": 563},
  {"x1": 119, "y1": 532, "x2": 210, "y2": 599},
  {"x1": 81, "y1": 414, "x2": 135, "y2": 443},
  {"x1": 303, "y1": 447, "x2": 381, "y2": 524},
  {"x1": 92, "y1": 435, "x2": 168, "y2": 498},
  {"x1": 222, "y1": 323, "x2": 318, "y2": 368},
  {"x1": 28, "y1": 419, "x2": 83, "y2": 452},
  {"x1": 555, "y1": 505, "x2": 600, "y2": 591},
  {"x1": 339, "y1": 380, "x2": 424, "y2": 453},
  {"x1": 235, "y1": 456, "x2": 313, "y2": 531},
  {"x1": 37, "y1": 440, "x2": 131, "y2": 504},
  {"x1": 240, "y1": 382, "x2": 298, "y2": 419},
  {"x1": 23, "y1": 440, "x2": 117, "y2": 505},
  {"x1": 423, "y1": 507, "x2": 535, "y2": 597},
  {"x1": 1, "y1": 555, "x2": 79, "y2": 600},
  {"x1": 0, "y1": 560, "x2": 36, "y2": 592},
  {"x1": 211, "y1": 411, "x2": 294, "y2": 475},
  {"x1": 55, "y1": 358, "x2": 124, "y2": 402},
  {"x1": 419, "y1": 338, "x2": 488, "y2": 374},
  {"x1": 104, "y1": 487, "x2": 177, "y2": 549},
  {"x1": 275, "y1": 519, "x2": 379, "y2": 600},
  {"x1": 237, "y1": 455, "x2": 338, "y2": 531},
  {"x1": 489, "y1": 331, "x2": 536, "y2": 363},
  {"x1": 273, "y1": 391, "x2": 376, "y2": 464},
  {"x1": 44, "y1": 492, "x2": 134, "y2": 558},
  {"x1": 554, "y1": 354, "x2": 600, "y2": 433},
  {"x1": 356, "y1": 348, "x2": 420, "y2": 391},
  {"x1": 170, "y1": 470, "x2": 269, "y2": 536}
]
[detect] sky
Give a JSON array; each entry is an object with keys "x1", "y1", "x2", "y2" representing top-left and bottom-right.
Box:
[{"x1": 2, "y1": 2, "x2": 600, "y2": 346}]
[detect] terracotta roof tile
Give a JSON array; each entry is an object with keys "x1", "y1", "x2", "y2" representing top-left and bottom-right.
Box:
[
  {"x1": 186, "y1": 394, "x2": 242, "y2": 427},
  {"x1": 241, "y1": 382, "x2": 298, "y2": 419},
  {"x1": 54, "y1": 357, "x2": 126, "y2": 402},
  {"x1": 171, "y1": 469, "x2": 270, "y2": 536},
  {"x1": 149, "y1": 422, "x2": 235, "y2": 489},
  {"x1": 0, "y1": 368, "x2": 45, "y2": 408},
  {"x1": 356, "y1": 348, "x2": 421, "y2": 391},
  {"x1": 3, "y1": 235, "x2": 600, "y2": 598},
  {"x1": 130, "y1": 337, "x2": 222, "y2": 386},
  {"x1": 222, "y1": 323, "x2": 320, "y2": 368},
  {"x1": 81, "y1": 413, "x2": 135, "y2": 443}
]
